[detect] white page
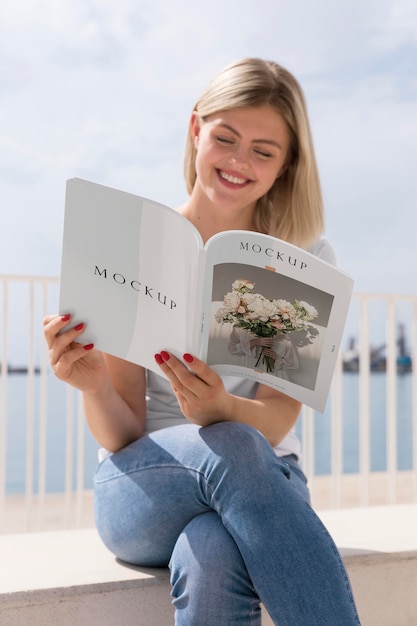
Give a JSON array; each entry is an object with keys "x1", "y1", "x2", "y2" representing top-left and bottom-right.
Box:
[
  {"x1": 59, "y1": 179, "x2": 202, "y2": 375},
  {"x1": 201, "y1": 230, "x2": 353, "y2": 412}
]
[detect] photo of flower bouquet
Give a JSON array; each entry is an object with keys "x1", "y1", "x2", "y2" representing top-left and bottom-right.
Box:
[{"x1": 214, "y1": 278, "x2": 319, "y2": 373}]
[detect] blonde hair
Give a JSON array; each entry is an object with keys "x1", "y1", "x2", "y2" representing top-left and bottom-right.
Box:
[{"x1": 184, "y1": 58, "x2": 324, "y2": 248}]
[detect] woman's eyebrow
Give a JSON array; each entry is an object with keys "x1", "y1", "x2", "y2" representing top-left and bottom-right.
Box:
[{"x1": 217, "y1": 122, "x2": 283, "y2": 149}]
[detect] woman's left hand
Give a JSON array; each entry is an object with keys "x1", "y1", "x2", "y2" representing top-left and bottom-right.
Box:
[
  {"x1": 260, "y1": 347, "x2": 278, "y2": 359},
  {"x1": 154, "y1": 351, "x2": 232, "y2": 426}
]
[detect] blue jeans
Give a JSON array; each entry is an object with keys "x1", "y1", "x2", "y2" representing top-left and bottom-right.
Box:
[{"x1": 94, "y1": 423, "x2": 360, "y2": 625}]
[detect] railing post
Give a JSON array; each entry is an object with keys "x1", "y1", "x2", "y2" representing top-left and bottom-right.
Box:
[
  {"x1": 0, "y1": 279, "x2": 9, "y2": 533},
  {"x1": 331, "y1": 353, "x2": 343, "y2": 508},
  {"x1": 25, "y1": 280, "x2": 36, "y2": 531},
  {"x1": 359, "y1": 296, "x2": 371, "y2": 506},
  {"x1": 412, "y1": 300, "x2": 417, "y2": 500},
  {"x1": 386, "y1": 298, "x2": 398, "y2": 504},
  {"x1": 37, "y1": 279, "x2": 50, "y2": 529}
]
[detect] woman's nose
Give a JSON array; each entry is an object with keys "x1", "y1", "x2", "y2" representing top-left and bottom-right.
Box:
[{"x1": 229, "y1": 146, "x2": 249, "y2": 167}]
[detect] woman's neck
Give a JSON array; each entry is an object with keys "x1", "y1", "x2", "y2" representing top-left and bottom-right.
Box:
[{"x1": 179, "y1": 193, "x2": 256, "y2": 244}]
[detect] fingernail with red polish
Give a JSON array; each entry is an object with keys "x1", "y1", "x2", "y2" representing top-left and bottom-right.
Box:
[
  {"x1": 154, "y1": 353, "x2": 163, "y2": 365},
  {"x1": 183, "y1": 353, "x2": 194, "y2": 363},
  {"x1": 83, "y1": 343, "x2": 94, "y2": 351},
  {"x1": 61, "y1": 314, "x2": 71, "y2": 322},
  {"x1": 74, "y1": 323, "x2": 84, "y2": 331},
  {"x1": 161, "y1": 351, "x2": 170, "y2": 362}
]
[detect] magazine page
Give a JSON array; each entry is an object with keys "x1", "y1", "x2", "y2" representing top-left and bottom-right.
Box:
[
  {"x1": 201, "y1": 230, "x2": 353, "y2": 412},
  {"x1": 59, "y1": 179, "x2": 203, "y2": 374}
]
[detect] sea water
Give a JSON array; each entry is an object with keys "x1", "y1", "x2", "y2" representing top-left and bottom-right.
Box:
[
  {"x1": 2, "y1": 373, "x2": 98, "y2": 494},
  {"x1": 1, "y1": 371, "x2": 414, "y2": 494},
  {"x1": 309, "y1": 372, "x2": 414, "y2": 475}
]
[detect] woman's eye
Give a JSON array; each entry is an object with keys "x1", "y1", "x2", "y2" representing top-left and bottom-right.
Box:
[
  {"x1": 216, "y1": 136, "x2": 235, "y2": 145},
  {"x1": 253, "y1": 149, "x2": 272, "y2": 158}
]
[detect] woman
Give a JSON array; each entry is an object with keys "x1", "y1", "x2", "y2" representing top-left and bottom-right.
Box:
[
  {"x1": 227, "y1": 327, "x2": 299, "y2": 379},
  {"x1": 44, "y1": 58, "x2": 360, "y2": 625}
]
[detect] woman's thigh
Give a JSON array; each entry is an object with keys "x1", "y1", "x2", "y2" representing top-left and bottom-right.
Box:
[
  {"x1": 93, "y1": 423, "x2": 309, "y2": 568},
  {"x1": 94, "y1": 426, "x2": 213, "y2": 565},
  {"x1": 93, "y1": 422, "x2": 289, "y2": 566}
]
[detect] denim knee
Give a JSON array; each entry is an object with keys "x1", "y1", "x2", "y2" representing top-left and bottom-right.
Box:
[
  {"x1": 170, "y1": 511, "x2": 261, "y2": 626},
  {"x1": 198, "y1": 421, "x2": 280, "y2": 470}
]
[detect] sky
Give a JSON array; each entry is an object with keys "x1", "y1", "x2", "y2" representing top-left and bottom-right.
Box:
[{"x1": 1, "y1": 0, "x2": 416, "y2": 307}]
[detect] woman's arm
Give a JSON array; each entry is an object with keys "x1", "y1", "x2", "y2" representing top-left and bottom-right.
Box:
[
  {"x1": 228, "y1": 326, "x2": 256, "y2": 356},
  {"x1": 155, "y1": 351, "x2": 301, "y2": 447},
  {"x1": 227, "y1": 383, "x2": 301, "y2": 446},
  {"x1": 44, "y1": 314, "x2": 146, "y2": 452},
  {"x1": 83, "y1": 355, "x2": 147, "y2": 452}
]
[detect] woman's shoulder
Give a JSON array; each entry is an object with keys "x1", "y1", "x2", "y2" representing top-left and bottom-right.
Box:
[{"x1": 307, "y1": 236, "x2": 337, "y2": 266}]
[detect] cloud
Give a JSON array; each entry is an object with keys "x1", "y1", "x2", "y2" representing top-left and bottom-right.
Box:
[{"x1": 0, "y1": 0, "x2": 416, "y2": 299}]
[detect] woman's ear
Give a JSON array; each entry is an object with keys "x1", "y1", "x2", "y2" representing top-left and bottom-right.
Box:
[
  {"x1": 190, "y1": 111, "x2": 201, "y2": 148},
  {"x1": 276, "y1": 164, "x2": 288, "y2": 179}
]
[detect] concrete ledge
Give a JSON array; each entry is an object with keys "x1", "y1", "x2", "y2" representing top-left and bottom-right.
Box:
[
  {"x1": 0, "y1": 528, "x2": 174, "y2": 626},
  {"x1": 318, "y1": 503, "x2": 417, "y2": 626},
  {"x1": 1, "y1": 504, "x2": 417, "y2": 625}
]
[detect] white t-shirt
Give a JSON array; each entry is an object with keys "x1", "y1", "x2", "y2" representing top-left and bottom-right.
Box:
[{"x1": 144, "y1": 236, "x2": 336, "y2": 461}]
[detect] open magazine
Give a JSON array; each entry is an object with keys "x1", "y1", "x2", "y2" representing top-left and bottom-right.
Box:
[{"x1": 59, "y1": 178, "x2": 354, "y2": 412}]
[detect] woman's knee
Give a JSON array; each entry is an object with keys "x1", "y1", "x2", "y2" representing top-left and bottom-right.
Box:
[
  {"x1": 170, "y1": 511, "x2": 259, "y2": 621},
  {"x1": 199, "y1": 421, "x2": 274, "y2": 466},
  {"x1": 170, "y1": 512, "x2": 243, "y2": 574}
]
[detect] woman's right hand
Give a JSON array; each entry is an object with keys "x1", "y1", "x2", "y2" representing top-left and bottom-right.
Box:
[{"x1": 43, "y1": 314, "x2": 108, "y2": 393}]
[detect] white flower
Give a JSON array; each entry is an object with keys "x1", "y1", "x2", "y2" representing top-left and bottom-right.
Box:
[
  {"x1": 274, "y1": 299, "x2": 295, "y2": 316},
  {"x1": 223, "y1": 291, "x2": 241, "y2": 311},
  {"x1": 295, "y1": 300, "x2": 318, "y2": 321},
  {"x1": 215, "y1": 307, "x2": 227, "y2": 323},
  {"x1": 245, "y1": 293, "x2": 277, "y2": 320},
  {"x1": 232, "y1": 279, "x2": 255, "y2": 293}
]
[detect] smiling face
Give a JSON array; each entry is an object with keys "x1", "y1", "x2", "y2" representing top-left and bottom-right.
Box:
[{"x1": 190, "y1": 105, "x2": 291, "y2": 220}]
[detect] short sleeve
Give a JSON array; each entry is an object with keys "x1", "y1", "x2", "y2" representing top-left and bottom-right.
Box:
[{"x1": 307, "y1": 237, "x2": 337, "y2": 266}]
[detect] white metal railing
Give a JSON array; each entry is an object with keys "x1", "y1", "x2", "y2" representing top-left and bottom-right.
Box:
[
  {"x1": 302, "y1": 292, "x2": 417, "y2": 509},
  {"x1": 1, "y1": 275, "x2": 416, "y2": 532},
  {"x1": 0, "y1": 275, "x2": 89, "y2": 532}
]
